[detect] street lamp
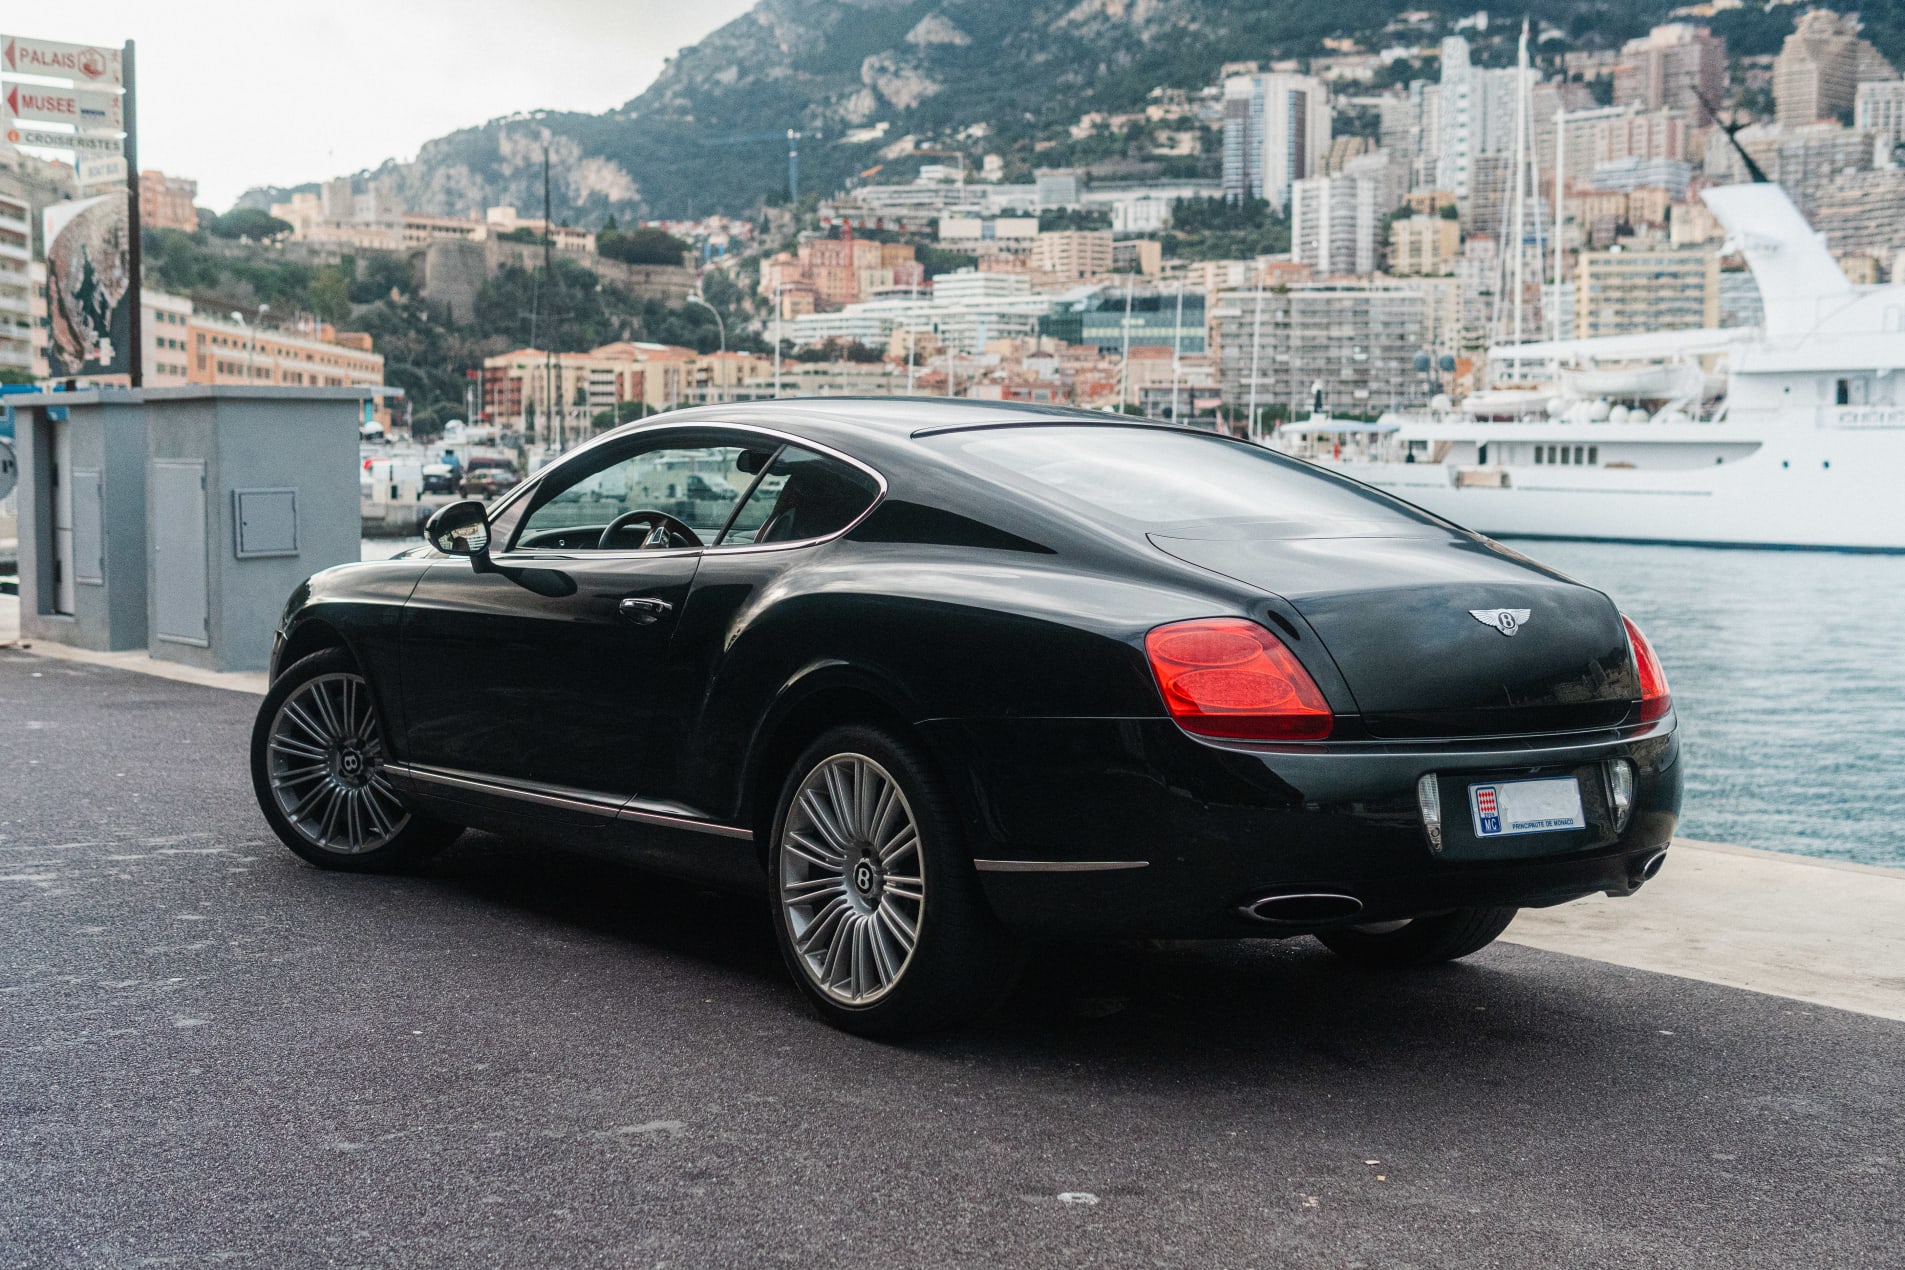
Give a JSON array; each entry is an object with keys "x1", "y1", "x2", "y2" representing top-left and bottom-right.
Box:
[{"x1": 686, "y1": 292, "x2": 725, "y2": 352}]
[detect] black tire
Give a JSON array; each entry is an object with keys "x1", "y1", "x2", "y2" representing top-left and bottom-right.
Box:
[
  {"x1": 250, "y1": 647, "x2": 460, "y2": 872},
  {"x1": 768, "y1": 724, "x2": 1020, "y2": 1036},
  {"x1": 1314, "y1": 906, "x2": 1519, "y2": 969}
]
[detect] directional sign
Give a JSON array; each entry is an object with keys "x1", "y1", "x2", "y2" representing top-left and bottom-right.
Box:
[
  {"x1": 78, "y1": 154, "x2": 127, "y2": 192},
  {"x1": 4, "y1": 83, "x2": 121, "y2": 130},
  {"x1": 4, "y1": 125, "x2": 121, "y2": 153},
  {"x1": 1, "y1": 36, "x2": 122, "y2": 87}
]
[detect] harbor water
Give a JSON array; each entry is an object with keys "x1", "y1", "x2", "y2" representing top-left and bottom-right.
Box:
[{"x1": 366, "y1": 536, "x2": 1905, "y2": 869}]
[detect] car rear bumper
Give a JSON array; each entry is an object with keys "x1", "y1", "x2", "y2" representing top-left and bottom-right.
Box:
[{"x1": 918, "y1": 715, "x2": 1681, "y2": 939}]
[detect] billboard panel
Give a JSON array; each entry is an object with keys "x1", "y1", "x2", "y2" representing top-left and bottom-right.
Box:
[{"x1": 45, "y1": 192, "x2": 132, "y2": 378}]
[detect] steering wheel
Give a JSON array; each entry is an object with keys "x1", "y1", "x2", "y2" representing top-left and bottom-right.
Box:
[{"x1": 598, "y1": 508, "x2": 704, "y2": 551}]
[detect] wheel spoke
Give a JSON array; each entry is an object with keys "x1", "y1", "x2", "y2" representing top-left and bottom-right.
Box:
[
  {"x1": 783, "y1": 874, "x2": 847, "y2": 901},
  {"x1": 883, "y1": 876, "x2": 924, "y2": 905},
  {"x1": 876, "y1": 901, "x2": 917, "y2": 951},
  {"x1": 867, "y1": 914, "x2": 901, "y2": 986},
  {"x1": 878, "y1": 828, "x2": 917, "y2": 868},
  {"x1": 795, "y1": 894, "x2": 852, "y2": 956},
  {"x1": 798, "y1": 789, "x2": 852, "y2": 857},
  {"x1": 269, "y1": 734, "x2": 329, "y2": 762},
  {"x1": 281, "y1": 700, "x2": 330, "y2": 746},
  {"x1": 783, "y1": 830, "x2": 843, "y2": 873}
]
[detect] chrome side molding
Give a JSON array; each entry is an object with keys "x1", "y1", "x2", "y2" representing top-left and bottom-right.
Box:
[
  {"x1": 971, "y1": 859, "x2": 1150, "y2": 873},
  {"x1": 387, "y1": 763, "x2": 753, "y2": 841}
]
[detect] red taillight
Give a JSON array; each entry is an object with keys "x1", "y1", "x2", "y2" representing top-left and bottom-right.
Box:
[
  {"x1": 1623, "y1": 614, "x2": 1672, "y2": 723},
  {"x1": 1144, "y1": 618, "x2": 1334, "y2": 741}
]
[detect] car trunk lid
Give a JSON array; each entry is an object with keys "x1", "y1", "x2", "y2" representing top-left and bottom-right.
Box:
[{"x1": 1149, "y1": 529, "x2": 1640, "y2": 738}]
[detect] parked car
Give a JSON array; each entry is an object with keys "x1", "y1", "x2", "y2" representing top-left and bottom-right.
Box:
[
  {"x1": 251, "y1": 400, "x2": 1680, "y2": 1035},
  {"x1": 459, "y1": 455, "x2": 520, "y2": 498}
]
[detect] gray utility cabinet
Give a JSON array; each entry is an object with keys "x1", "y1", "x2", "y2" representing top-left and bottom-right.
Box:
[
  {"x1": 13, "y1": 387, "x2": 380, "y2": 672},
  {"x1": 13, "y1": 394, "x2": 151, "y2": 651}
]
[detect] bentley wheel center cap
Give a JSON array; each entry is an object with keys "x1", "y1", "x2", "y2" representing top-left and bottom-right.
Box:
[{"x1": 852, "y1": 857, "x2": 879, "y2": 897}]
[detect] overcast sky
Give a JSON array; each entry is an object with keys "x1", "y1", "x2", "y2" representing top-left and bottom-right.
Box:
[{"x1": 20, "y1": 0, "x2": 758, "y2": 209}]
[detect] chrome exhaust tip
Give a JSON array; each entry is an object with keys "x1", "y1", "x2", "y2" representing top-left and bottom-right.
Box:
[
  {"x1": 1634, "y1": 849, "x2": 1668, "y2": 885},
  {"x1": 1238, "y1": 892, "x2": 1364, "y2": 925}
]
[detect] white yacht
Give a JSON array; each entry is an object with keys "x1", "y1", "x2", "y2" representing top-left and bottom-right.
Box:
[{"x1": 1273, "y1": 184, "x2": 1905, "y2": 553}]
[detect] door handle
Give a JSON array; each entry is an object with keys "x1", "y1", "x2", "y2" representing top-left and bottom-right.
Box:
[{"x1": 618, "y1": 596, "x2": 673, "y2": 625}]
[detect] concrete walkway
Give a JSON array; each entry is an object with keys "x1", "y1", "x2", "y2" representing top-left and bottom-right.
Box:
[
  {"x1": 1508, "y1": 839, "x2": 1905, "y2": 1022},
  {"x1": 0, "y1": 593, "x2": 266, "y2": 695},
  {"x1": 4, "y1": 593, "x2": 1900, "y2": 1024}
]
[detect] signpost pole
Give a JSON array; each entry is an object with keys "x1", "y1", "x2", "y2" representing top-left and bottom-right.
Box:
[{"x1": 122, "y1": 38, "x2": 142, "y2": 388}]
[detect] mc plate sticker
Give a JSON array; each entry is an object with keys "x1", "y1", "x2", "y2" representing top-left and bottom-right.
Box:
[{"x1": 1470, "y1": 777, "x2": 1586, "y2": 838}]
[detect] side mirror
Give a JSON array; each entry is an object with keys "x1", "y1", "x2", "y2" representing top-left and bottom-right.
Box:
[{"x1": 424, "y1": 499, "x2": 492, "y2": 564}]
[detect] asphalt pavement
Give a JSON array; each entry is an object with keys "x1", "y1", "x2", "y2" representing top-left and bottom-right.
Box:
[{"x1": 3, "y1": 648, "x2": 1901, "y2": 1268}]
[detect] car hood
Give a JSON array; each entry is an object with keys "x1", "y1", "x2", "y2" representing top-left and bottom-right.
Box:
[{"x1": 1148, "y1": 530, "x2": 1641, "y2": 738}]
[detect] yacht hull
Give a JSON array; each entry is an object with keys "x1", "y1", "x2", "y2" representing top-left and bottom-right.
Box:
[{"x1": 1311, "y1": 426, "x2": 1905, "y2": 553}]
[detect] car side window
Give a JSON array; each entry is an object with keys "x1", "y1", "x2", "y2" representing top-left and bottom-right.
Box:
[
  {"x1": 718, "y1": 446, "x2": 881, "y2": 546},
  {"x1": 513, "y1": 439, "x2": 775, "y2": 551}
]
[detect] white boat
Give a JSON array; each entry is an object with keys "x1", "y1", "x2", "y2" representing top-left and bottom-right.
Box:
[{"x1": 1272, "y1": 184, "x2": 1905, "y2": 553}]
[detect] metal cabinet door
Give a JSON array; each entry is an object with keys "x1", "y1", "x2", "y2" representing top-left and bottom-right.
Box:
[{"x1": 153, "y1": 461, "x2": 209, "y2": 646}]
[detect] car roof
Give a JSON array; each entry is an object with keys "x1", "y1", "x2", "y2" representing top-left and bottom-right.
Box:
[{"x1": 611, "y1": 397, "x2": 1142, "y2": 444}]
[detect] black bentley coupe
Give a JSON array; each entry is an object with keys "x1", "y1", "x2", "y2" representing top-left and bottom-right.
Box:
[{"x1": 251, "y1": 399, "x2": 1680, "y2": 1034}]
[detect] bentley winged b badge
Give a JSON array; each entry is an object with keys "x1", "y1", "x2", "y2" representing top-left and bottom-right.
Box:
[{"x1": 1470, "y1": 607, "x2": 1532, "y2": 637}]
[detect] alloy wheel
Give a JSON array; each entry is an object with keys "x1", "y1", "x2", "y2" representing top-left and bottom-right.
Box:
[
  {"x1": 264, "y1": 672, "x2": 409, "y2": 855},
  {"x1": 779, "y1": 753, "x2": 925, "y2": 1005}
]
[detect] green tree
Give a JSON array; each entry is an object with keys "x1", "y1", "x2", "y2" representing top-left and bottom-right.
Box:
[
  {"x1": 308, "y1": 266, "x2": 353, "y2": 323},
  {"x1": 598, "y1": 225, "x2": 692, "y2": 265},
  {"x1": 208, "y1": 207, "x2": 292, "y2": 241}
]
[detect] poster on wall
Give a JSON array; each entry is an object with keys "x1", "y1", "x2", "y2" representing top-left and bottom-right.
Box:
[{"x1": 45, "y1": 191, "x2": 131, "y2": 378}]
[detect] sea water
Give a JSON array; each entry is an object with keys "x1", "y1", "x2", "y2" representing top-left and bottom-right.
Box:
[{"x1": 368, "y1": 536, "x2": 1905, "y2": 867}]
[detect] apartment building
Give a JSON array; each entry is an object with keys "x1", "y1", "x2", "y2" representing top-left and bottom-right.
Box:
[
  {"x1": 1615, "y1": 24, "x2": 1727, "y2": 123},
  {"x1": 1388, "y1": 214, "x2": 1461, "y2": 275},
  {"x1": 1030, "y1": 229, "x2": 1114, "y2": 284},
  {"x1": 138, "y1": 170, "x2": 199, "y2": 233},
  {"x1": 1854, "y1": 80, "x2": 1905, "y2": 147},
  {"x1": 1222, "y1": 72, "x2": 1331, "y2": 208},
  {"x1": 1290, "y1": 173, "x2": 1382, "y2": 277},
  {"x1": 1774, "y1": 9, "x2": 1896, "y2": 126},
  {"x1": 0, "y1": 174, "x2": 35, "y2": 379},
  {"x1": 1574, "y1": 247, "x2": 1719, "y2": 338},
  {"x1": 1213, "y1": 282, "x2": 1434, "y2": 416}
]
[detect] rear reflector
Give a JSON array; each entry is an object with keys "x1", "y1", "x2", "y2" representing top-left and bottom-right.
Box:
[
  {"x1": 1416, "y1": 773, "x2": 1443, "y2": 853},
  {"x1": 1144, "y1": 618, "x2": 1333, "y2": 741},
  {"x1": 1622, "y1": 615, "x2": 1672, "y2": 723}
]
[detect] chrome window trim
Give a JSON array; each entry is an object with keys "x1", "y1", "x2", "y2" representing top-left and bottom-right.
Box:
[
  {"x1": 388, "y1": 763, "x2": 753, "y2": 840},
  {"x1": 492, "y1": 422, "x2": 890, "y2": 559}
]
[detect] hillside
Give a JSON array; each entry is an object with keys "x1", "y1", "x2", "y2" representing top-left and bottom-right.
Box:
[{"x1": 240, "y1": 0, "x2": 1899, "y2": 222}]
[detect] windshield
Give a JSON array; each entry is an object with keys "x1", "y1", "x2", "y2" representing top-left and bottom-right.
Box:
[{"x1": 926, "y1": 425, "x2": 1430, "y2": 534}]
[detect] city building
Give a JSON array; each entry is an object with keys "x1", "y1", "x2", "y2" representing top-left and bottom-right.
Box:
[
  {"x1": 1388, "y1": 214, "x2": 1461, "y2": 275},
  {"x1": 0, "y1": 173, "x2": 35, "y2": 379},
  {"x1": 1212, "y1": 282, "x2": 1435, "y2": 417},
  {"x1": 1590, "y1": 156, "x2": 1693, "y2": 198},
  {"x1": 1718, "y1": 269, "x2": 1764, "y2": 327},
  {"x1": 1854, "y1": 79, "x2": 1905, "y2": 147},
  {"x1": 1435, "y1": 37, "x2": 1530, "y2": 199},
  {"x1": 1030, "y1": 230, "x2": 1114, "y2": 285},
  {"x1": 760, "y1": 235, "x2": 924, "y2": 311},
  {"x1": 1704, "y1": 122, "x2": 1875, "y2": 215},
  {"x1": 1614, "y1": 24, "x2": 1727, "y2": 124},
  {"x1": 1222, "y1": 72, "x2": 1332, "y2": 208},
  {"x1": 138, "y1": 170, "x2": 199, "y2": 233},
  {"x1": 1810, "y1": 167, "x2": 1905, "y2": 261},
  {"x1": 143, "y1": 291, "x2": 195, "y2": 385},
  {"x1": 1290, "y1": 173, "x2": 1382, "y2": 277},
  {"x1": 481, "y1": 342, "x2": 711, "y2": 434},
  {"x1": 937, "y1": 216, "x2": 1039, "y2": 251},
  {"x1": 1774, "y1": 9, "x2": 1897, "y2": 126},
  {"x1": 1574, "y1": 246, "x2": 1719, "y2": 338},
  {"x1": 1039, "y1": 287, "x2": 1207, "y2": 354}
]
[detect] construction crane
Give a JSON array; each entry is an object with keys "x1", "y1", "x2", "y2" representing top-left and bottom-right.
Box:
[{"x1": 707, "y1": 128, "x2": 813, "y2": 200}]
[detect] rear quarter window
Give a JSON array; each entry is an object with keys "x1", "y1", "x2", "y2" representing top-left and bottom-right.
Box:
[{"x1": 924, "y1": 425, "x2": 1431, "y2": 535}]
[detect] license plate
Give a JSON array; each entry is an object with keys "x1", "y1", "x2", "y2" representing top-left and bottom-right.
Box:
[{"x1": 1470, "y1": 777, "x2": 1585, "y2": 838}]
